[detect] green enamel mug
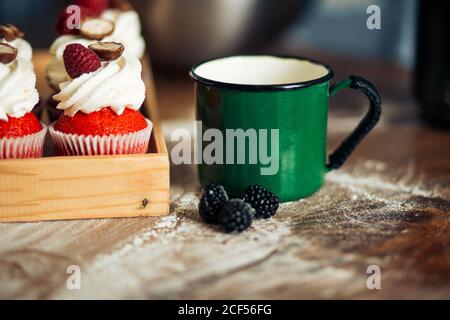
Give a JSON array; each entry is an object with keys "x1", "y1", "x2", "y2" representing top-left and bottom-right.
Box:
[{"x1": 190, "y1": 55, "x2": 381, "y2": 202}]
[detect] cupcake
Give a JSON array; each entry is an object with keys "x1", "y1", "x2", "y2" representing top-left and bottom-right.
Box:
[
  {"x1": 49, "y1": 42, "x2": 152, "y2": 156},
  {"x1": 0, "y1": 24, "x2": 43, "y2": 118},
  {"x1": 0, "y1": 41, "x2": 46, "y2": 159},
  {"x1": 46, "y1": 0, "x2": 145, "y2": 91}
]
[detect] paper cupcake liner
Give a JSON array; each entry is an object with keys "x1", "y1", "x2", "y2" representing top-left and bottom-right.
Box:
[
  {"x1": 0, "y1": 123, "x2": 48, "y2": 159},
  {"x1": 49, "y1": 119, "x2": 153, "y2": 156}
]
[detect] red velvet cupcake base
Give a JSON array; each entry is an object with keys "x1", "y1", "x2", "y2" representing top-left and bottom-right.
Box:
[{"x1": 49, "y1": 119, "x2": 153, "y2": 156}]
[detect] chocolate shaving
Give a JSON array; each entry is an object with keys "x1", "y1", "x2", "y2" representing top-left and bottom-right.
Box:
[
  {"x1": 89, "y1": 42, "x2": 124, "y2": 61},
  {"x1": 0, "y1": 24, "x2": 25, "y2": 42},
  {"x1": 0, "y1": 43, "x2": 18, "y2": 64}
]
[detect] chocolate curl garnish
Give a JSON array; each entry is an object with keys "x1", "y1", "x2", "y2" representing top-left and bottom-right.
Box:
[
  {"x1": 89, "y1": 42, "x2": 124, "y2": 61},
  {"x1": 80, "y1": 18, "x2": 115, "y2": 40},
  {"x1": 0, "y1": 24, "x2": 24, "y2": 42},
  {"x1": 0, "y1": 43, "x2": 18, "y2": 64}
]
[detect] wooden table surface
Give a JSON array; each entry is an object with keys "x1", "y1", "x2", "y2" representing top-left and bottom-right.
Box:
[{"x1": 0, "y1": 52, "x2": 449, "y2": 299}]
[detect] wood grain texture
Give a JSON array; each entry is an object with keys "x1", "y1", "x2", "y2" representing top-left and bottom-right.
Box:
[
  {"x1": 0, "y1": 54, "x2": 449, "y2": 299},
  {"x1": 0, "y1": 154, "x2": 169, "y2": 222},
  {"x1": 0, "y1": 52, "x2": 169, "y2": 222}
]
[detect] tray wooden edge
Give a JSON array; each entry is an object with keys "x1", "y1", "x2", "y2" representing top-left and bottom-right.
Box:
[{"x1": 141, "y1": 55, "x2": 168, "y2": 156}]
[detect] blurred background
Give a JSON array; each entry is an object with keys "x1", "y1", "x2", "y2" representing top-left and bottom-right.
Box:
[
  {"x1": 0, "y1": 0, "x2": 418, "y2": 67},
  {"x1": 0, "y1": 0, "x2": 448, "y2": 126}
]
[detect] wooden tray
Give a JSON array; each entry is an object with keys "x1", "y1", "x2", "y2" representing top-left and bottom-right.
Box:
[{"x1": 0, "y1": 52, "x2": 170, "y2": 222}]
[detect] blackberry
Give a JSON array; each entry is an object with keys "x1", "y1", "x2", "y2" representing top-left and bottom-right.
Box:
[
  {"x1": 198, "y1": 184, "x2": 228, "y2": 224},
  {"x1": 242, "y1": 185, "x2": 279, "y2": 219},
  {"x1": 218, "y1": 199, "x2": 254, "y2": 233}
]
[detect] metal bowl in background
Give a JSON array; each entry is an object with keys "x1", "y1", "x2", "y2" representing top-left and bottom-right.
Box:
[{"x1": 132, "y1": 0, "x2": 310, "y2": 68}]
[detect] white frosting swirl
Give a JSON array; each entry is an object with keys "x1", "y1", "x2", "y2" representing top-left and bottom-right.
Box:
[
  {"x1": 102, "y1": 9, "x2": 145, "y2": 58},
  {"x1": 53, "y1": 54, "x2": 145, "y2": 116},
  {"x1": 1, "y1": 38, "x2": 33, "y2": 62},
  {"x1": 0, "y1": 59, "x2": 39, "y2": 121},
  {"x1": 46, "y1": 9, "x2": 145, "y2": 89}
]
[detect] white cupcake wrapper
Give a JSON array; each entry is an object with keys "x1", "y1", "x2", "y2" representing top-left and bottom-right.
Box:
[
  {"x1": 49, "y1": 119, "x2": 153, "y2": 156},
  {"x1": 0, "y1": 123, "x2": 48, "y2": 159}
]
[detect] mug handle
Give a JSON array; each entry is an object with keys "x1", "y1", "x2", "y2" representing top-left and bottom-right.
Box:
[{"x1": 327, "y1": 75, "x2": 382, "y2": 170}]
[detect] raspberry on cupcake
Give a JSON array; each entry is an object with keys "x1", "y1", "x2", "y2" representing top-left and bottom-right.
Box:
[
  {"x1": 49, "y1": 43, "x2": 152, "y2": 156},
  {"x1": 55, "y1": 5, "x2": 96, "y2": 36},
  {"x1": 0, "y1": 39, "x2": 46, "y2": 159},
  {"x1": 74, "y1": 0, "x2": 110, "y2": 17}
]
